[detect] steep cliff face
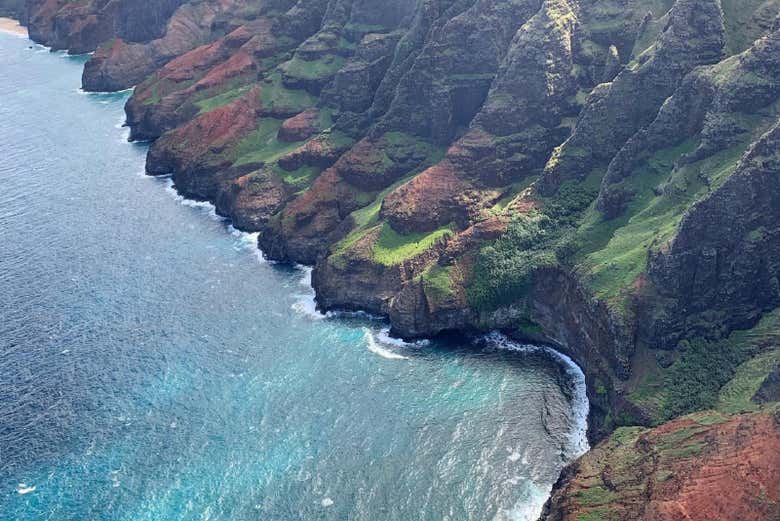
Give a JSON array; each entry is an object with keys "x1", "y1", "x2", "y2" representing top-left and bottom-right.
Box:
[
  {"x1": 0, "y1": 0, "x2": 24, "y2": 20},
  {"x1": 644, "y1": 120, "x2": 780, "y2": 347},
  {"x1": 538, "y1": 0, "x2": 727, "y2": 195},
  {"x1": 17, "y1": 0, "x2": 780, "y2": 518},
  {"x1": 23, "y1": 0, "x2": 187, "y2": 54}
]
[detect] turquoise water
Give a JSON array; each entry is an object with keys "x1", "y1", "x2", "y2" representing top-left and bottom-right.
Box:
[{"x1": 0, "y1": 31, "x2": 587, "y2": 521}]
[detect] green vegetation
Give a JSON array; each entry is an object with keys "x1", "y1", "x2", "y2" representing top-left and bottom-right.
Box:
[
  {"x1": 273, "y1": 165, "x2": 321, "y2": 190},
  {"x1": 573, "y1": 140, "x2": 748, "y2": 313},
  {"x1": 281, "y1": 55, "x2": 345, "y2": 81},
  {"x1": 577, "y1": 510, "x2": 611, "y2": 521},
  {"x1": 721, "y1": 0, "x2": 780, "y2": 54},
  {"x1": 718, "y1": 349, "x2": 780, "y2": 413},
  {"x1": 467, "y1": 214, "x2": 559, "y2": 311},
  {"x1": 573, "y1": 141, "x2": 697, "y2": 305},
  {"x1": 260, "y1": 73, "x2": 317, "y2": 113},
  {"x1": 421, "y1": 265, "x2": 456, "y2": 303},
  {"x1": 467, "y1": 172, "x2": 599, "y2": 312},
  {"x1": 660, "y1": 339, "x2": 756, "y2": 420},
  {"x1": 631, "y1": 310, "x2": 780, "y2": 422},
  {"x1": 574, "y1": 487, "x2": 620, "y2": 507},
  {"x1": 343, "y1": 22, "x2": 385, "y2": 34},
  {"x1": 195, "y1": 84, "x2": 252, "y2": 113},
  {"x1": 231, "y1": 119, "x2": 300, "y2": 167},
  {"x1": 324, "y1": 132, "x2": 444, "y2": 267},
  {"x1": 142, "y1": 77, "x2": 196, "y2": 106},
  {"x1": 327, "y1": 174, "x2": 418, "y2": 264},
  {"x1": 372, "y1": 223, "x2": 453, "y2": 266},
  {"x1": 485, "y1": 177, "x2": 536, "y2": 217},
  {"x1": 380, "y1": 131, "x2": 446, "y2": 170}
]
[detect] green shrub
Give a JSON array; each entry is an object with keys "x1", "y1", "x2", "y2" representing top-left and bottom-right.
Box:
[
  {"x1": 467, "y1": 214, "x2": 559, "y2": 311},
  {"x1": 662, "y1": 338, "x2": 756, "y2": 420}
]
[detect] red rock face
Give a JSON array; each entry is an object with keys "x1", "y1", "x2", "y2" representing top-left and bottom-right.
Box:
[
  {"x1": 124, "y1": 21, "x2": 278, "y2": 141},
  {"x1": 278, "y1": 108, "x2": 320, "y2": 142},
  {"x1": 215, "y1": 171, "x2": 292, "y2": 232},
  {"x1": 277, "y1": 136, "x2": 350, "y2": 172},
  {"x1": 544, "y1": 410, "x2": 780, "y2": 521},
  {"x1": 647, "y1": 414, "x2": 780, "y2": 520},
  {"x1": 263, "y1": 168, "x2": 363, "y2": 264},
  {"x1": 145, "y1": 86, "x2": 263, "y2": 201},
  {"x1": 193, "y1": 51, "x2": 255, "y2": 91},
  {"x1": 154, "y1": 85, "x2": 262, "y2": 167},
  {"x1": 25, "y1": 0, "x2": 187, "y2": 54},
  {"x1": 82, "y1": 0, "x2": 249, "y2": 91},
  {"x1": 25, "y1": 4, "x2": 780, "y2": 518},
  {"x1": 381, "y1": 161, "x2": 474, "y2": 234},
  {"x1": 157, "y1": 23, "x2": 261, "y2": 84}
]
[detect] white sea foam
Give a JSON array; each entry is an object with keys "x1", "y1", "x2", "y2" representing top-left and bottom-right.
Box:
[
  {"x1": 484, "y1": 332, "x2": 589, "y2": 459},
  {"x1": 321, "y1": 498, "x2": 334, "y2": 508},
  {"x1": 160, "y1": 178, "x2": 222, "y2": 221},
  {"x1": 56, "y1": 49, "x2": 92, "y2": 59},
  {"x1": 324, "y1": 309, "x2": 384, "y2": 320},
  {"x1": 77, "y1": 86, "x2": 135, "y2": 96},
  {"x1": 375, "y1": 327, "x2": 429, "y2": 349},
  {"x1": 291, "y1": 267, "x2": 326, "y2": 320},
  {"x1": 227, "y1": 225, "x2": 265, "y2": 263},
  {"x1": 502, "y1": 480, "x2": 554, "y2": 521},
  {"x1": 17, "y1": 483, "x2": 35, "y2": 495},
  {"x1": 146, "y1": 177, "x2": 269, "y2": 268},
  {"x1": 364, "y1": 328, "x2": 408, "y2": 360},
  {"x1": 290, "y1": 268, "x2": 420, "y2": 358}
]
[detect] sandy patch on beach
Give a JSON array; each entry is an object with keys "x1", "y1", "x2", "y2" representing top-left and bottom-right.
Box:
[{"x1": 0, "y1": 18, "x2": 28, "y2": 37}]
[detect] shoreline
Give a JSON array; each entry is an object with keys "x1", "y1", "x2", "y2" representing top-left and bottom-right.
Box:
[
  {"x1": 0, "y1": 17, "x2": 27, "y2": 37},
  {"x1": 147, "y1": 131, "x2": 591, "y2": 520},
  {"x1": 15, "y1": 26, "x2": 593, "y2": 520}
]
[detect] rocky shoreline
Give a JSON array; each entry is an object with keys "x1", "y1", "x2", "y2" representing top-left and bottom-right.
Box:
[{"x1": 6, "y1": 0, "x2": 780, "y2": 518}]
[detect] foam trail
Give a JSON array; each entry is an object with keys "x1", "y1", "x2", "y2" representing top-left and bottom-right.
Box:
[
  {"x1": 289, "y1": 269, "x2": 419, "y2": 356},
  {"x1": 324, "y1": 308, "x2": 385, "y2": 321},
  {"x1": 227, "y1": 224, "x2": 265, "y2": 263},
  {"x1": 364, "y1": 328, "x2": 408, "y2": 360},
  {"x1": 145, "y1": 176, "x2": 270, "y2": 267}
]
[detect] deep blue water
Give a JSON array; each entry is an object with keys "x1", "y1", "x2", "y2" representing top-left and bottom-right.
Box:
[{"x1": 0, "y1": 31, "x2": 587, "y2": 521}]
